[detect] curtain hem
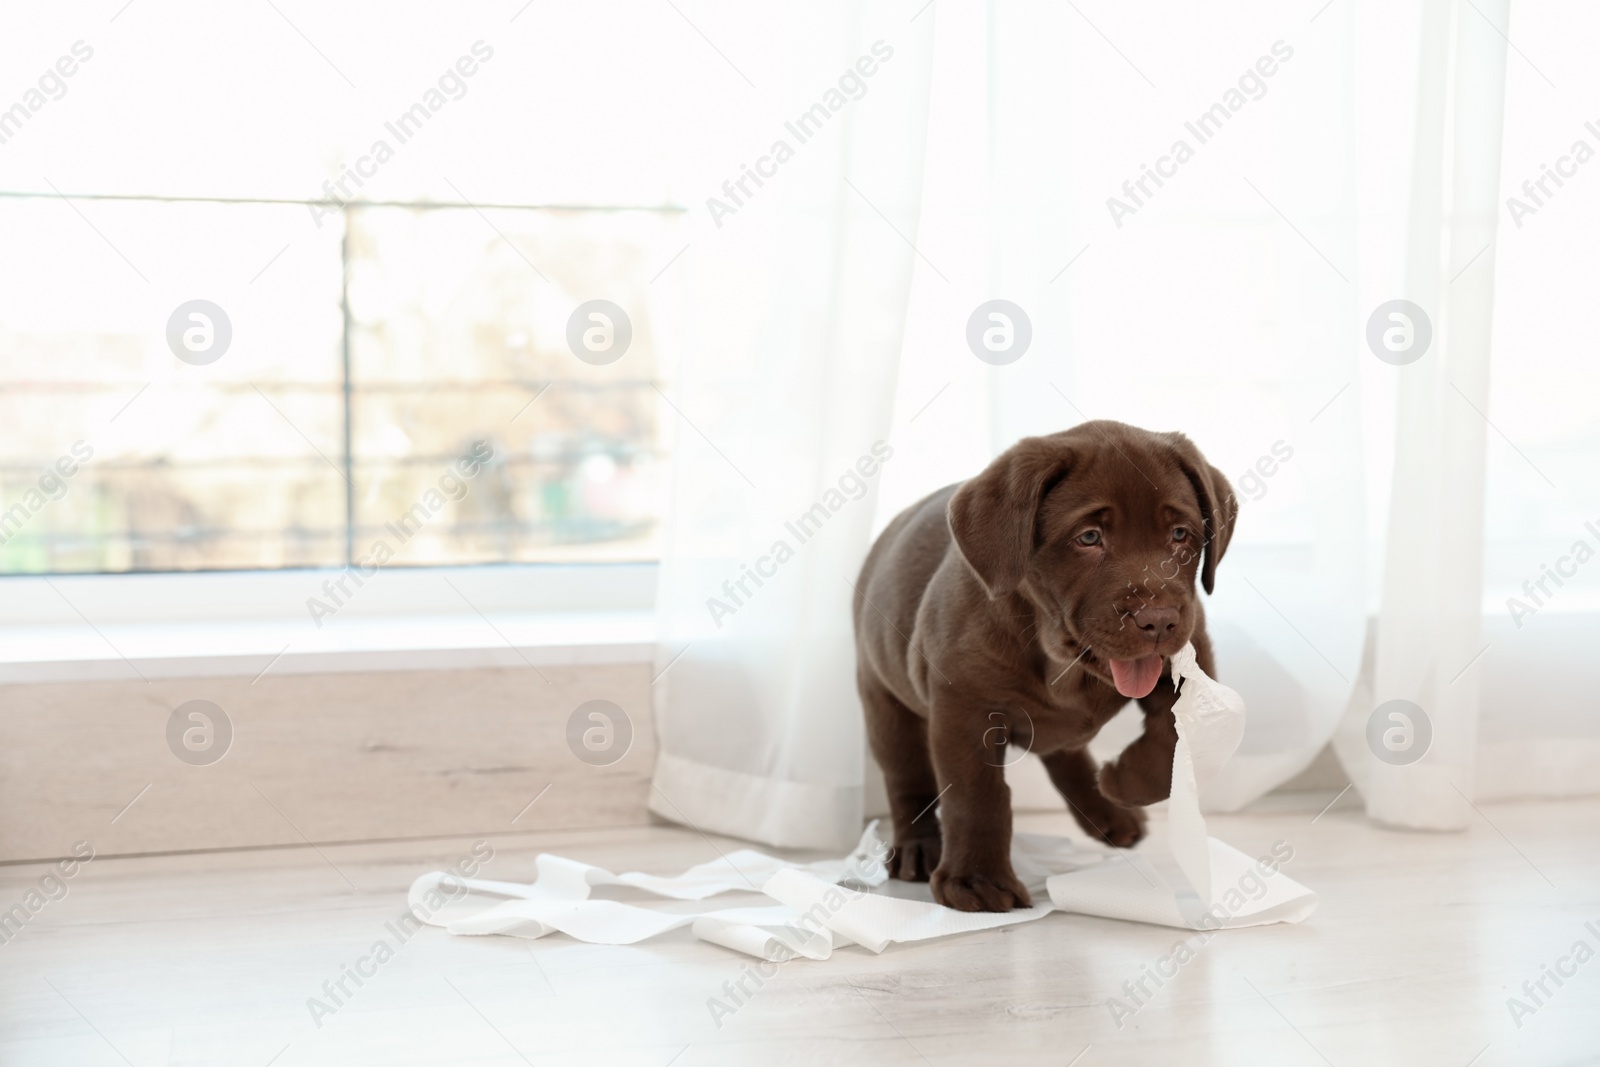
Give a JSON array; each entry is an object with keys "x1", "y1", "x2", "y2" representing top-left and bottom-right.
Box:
[{"x1": 648, "y1": 751, "x2": 864, "y2": 851}]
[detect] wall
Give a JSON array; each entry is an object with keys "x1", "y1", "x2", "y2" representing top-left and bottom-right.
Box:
[{"x1": 0, "y1": 663, "x2": 653, "y2": 862}]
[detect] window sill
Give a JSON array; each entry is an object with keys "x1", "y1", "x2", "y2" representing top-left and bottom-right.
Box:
[
  {"x1": 0, "y1": 563, "x2": 658, "y2": 683},
  {"x1": 0, "y1": 610, "x2": 656, "y2": 683}
]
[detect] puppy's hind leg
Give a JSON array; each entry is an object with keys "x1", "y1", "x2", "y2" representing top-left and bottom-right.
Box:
[{"x1": 860, "y1": 676, "x2": 942, "y2": 881}]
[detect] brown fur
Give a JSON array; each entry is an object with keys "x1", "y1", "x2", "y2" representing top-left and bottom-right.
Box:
[{"x1": 853, "y1": 421, "x2": 1237, "y2": 912}]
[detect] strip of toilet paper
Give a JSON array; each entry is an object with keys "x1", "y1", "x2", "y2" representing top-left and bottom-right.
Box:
[{"x1": 408, "y1": 644, "x2": 1316, "y2": 960}]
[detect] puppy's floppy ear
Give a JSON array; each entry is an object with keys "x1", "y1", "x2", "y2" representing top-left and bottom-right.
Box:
[
  {"x1": 1166, "y1": 434, "x2": 1238, "y2": 594},
  {"x1": 947, "y1": 437, "x2": 1072, "y2": 598}
]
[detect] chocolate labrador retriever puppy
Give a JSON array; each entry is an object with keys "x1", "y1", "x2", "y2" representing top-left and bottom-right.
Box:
[{"x1": 853, "y1": 421, "x2": 1236, "y2": 912}]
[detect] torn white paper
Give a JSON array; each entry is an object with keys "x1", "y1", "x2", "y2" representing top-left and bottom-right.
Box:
[
  {"x1": 408, "y1": 643, "x2": 1316, "y2": 960},
  {"x1": 1046, "y1": 642, "x2": 1317, "y2": 930}
]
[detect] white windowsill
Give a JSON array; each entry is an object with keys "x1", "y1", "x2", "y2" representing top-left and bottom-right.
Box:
[{"x1": 0, "y1": 564, "x2": 658, "y2": 683}]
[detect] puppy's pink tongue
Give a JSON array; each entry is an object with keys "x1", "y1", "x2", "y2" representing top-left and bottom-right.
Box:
[{"x1": 1109, "y1": 655, "x2": 1163, "y2": 698}]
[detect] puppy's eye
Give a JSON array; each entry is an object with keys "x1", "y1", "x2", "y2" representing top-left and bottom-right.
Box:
[
  {"x1": 1172, "y1": 527, "x2": 1189, "y2": 542},
  {"x1": 1077, "y1": 529, "x2": 1102, "y2": 546}
]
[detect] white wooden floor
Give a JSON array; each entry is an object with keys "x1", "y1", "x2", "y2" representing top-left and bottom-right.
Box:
[{"x1": 3, "y1": 793, "x2": 1597, "y2": 1066}]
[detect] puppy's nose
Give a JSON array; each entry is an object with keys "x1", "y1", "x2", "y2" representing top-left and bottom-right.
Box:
[{"x1": 1134, "y1": 606, "x2": 1180, "y2": 641}]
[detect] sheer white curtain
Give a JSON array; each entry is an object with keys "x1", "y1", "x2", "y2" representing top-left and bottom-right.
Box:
[
  {"x1": 1468, "y1": 1, "x2": 1600, "y2": 804},
  {"x1": 648, "y1": 5, "x2": 936, "y2": 849},
  {"x1": 913, "y1": 0, "x2": 1369, "y2": 815},
  {"x1": 1332, "y1": 0, "x2": 1507, "y2": 830},
  {"x1": 1366, "y1": 0, "x2": 1600, "y2": 810},
  {"x1": 651, "y1": 0, "x2": 1600, "y2": 849}
]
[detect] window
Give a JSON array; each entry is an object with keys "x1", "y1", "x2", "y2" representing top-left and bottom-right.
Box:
[{"x1": 0, "y1": 192, "x2": 681, "y2": 574}]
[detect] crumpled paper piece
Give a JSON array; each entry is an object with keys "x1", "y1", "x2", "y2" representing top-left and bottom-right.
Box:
[
  {"x1": 1045, "y1": 642, "x2": 1317, "y2": 929},
  {"x1": 409, "y1": 643, "x2": 1316, "y2": 960}
]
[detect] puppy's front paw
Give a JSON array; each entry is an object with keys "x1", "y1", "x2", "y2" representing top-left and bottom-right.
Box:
[
  {"x1": 1069, "y1": 792, "x2": 1147, "y2": 848},
  {"x1": 1098, "y1": 758, "x2": 1172, "y2": 809},
  {"x1": 930, "y1": 864, "x2": 1032, "y2": 912},
  {"x1": 888, "y1": 835, "x2": 942, "y2": 882}
]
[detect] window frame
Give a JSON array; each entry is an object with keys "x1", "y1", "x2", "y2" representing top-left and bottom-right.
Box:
[{"x1": 0, "y1": 188, "x2": 684, "y2": 578}]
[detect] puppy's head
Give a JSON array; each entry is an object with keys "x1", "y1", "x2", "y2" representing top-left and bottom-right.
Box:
[{"x1": 947, "y1": 420, "x2": 1236, "y2": 699}]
